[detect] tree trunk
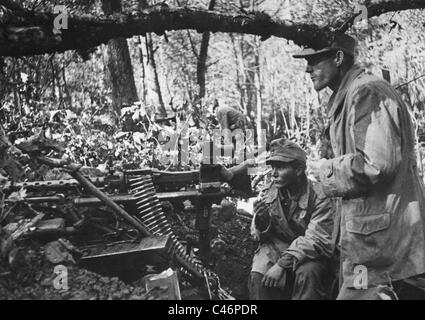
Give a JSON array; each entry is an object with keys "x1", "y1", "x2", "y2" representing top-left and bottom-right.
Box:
[
  {"x1": 101, "y1": 0, "x2": 138, "y2": 118},
  {"x1": 146, "y1": 33, "x2": 167, "y2": 117},
  {"x1": 253, "y1": 37, "x2": 262, "y2": 145},
  {"x1": 244, "y1": 41, "x2": 256, "y2": 117},
  {"x1": 138, "y1": 0, "x2": 166, "y2": 117},
  {"x1": 254, "y1": 56, "x2": 262, "y2": 147},
  {"x1": 230, "y1": 33, "x2": 247, "y2": 114},
  {"x1": 0, "y1": 58, "x2": 5, "y2": 102},
  {"x1": 243, "y1": 36, "x2": 262, "y2": 118},
  {"x1": 196, "y1": 0, "x2": 216, "y2": 99}
]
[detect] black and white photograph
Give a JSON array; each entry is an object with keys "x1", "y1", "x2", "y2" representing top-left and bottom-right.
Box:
[{"x1": 1, "y1": 0, "x2": 425, "y2": 304}]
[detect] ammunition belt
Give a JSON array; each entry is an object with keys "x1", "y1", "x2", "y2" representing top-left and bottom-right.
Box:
[{"x1": 128, "y1": 174, "x2": 233, "y2": 300}]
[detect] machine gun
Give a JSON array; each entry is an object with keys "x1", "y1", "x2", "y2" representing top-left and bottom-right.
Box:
[
  {"x1": 5, "y1": 165, "x2": 252, "y2": 257},
  {"x1": 3, "y1": 143, "x2": 254, "y2": 299}
]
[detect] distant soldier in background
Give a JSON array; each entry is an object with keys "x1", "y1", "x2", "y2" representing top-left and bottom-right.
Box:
[
  {"x1": 212, "y1": 101, "x2": 249, "y2": 164},
  {"x1": 214, "y1": 102, "x2": 247, "y2": 133}
]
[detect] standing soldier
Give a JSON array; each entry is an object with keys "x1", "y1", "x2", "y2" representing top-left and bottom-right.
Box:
[{"x1": 295, "y1": 33, "x2": 425, "y2": 299}]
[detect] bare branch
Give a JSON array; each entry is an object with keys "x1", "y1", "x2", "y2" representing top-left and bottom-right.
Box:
[{"x1": 336, "y1": 0, "x2": 425, "y2": 32}]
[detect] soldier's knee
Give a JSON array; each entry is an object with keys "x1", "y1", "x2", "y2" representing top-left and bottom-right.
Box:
[
  {"x1": 295, "y1": 260, "x2": 327, "y2": 284},
  {"x1": 292, "y1": 260, "x2": 330, "y2": 300}
]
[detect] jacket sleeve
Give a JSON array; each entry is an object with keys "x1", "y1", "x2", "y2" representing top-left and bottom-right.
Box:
[
  {"x1": 319, "y1": 83, "x2": 402, "y2": 198},
  {"x1": 282, "y1": 191, "x2": 335, "y2": 264}
]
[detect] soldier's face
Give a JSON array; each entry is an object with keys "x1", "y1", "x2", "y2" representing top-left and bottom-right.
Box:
[
  {"x1": 271, "y1": 162, "x2": 299, "y2": 189},
  {"x1": 305, "y1": 52, "x2": 338, "y2": 91}
]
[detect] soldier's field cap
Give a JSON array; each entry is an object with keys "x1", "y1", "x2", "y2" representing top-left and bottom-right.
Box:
[
  {"x1": 266, "y1": 139, "x2": 307, "y2": 165},
  {"x1": 293, "y1": 33, "x2": 357, "y2": 59}
]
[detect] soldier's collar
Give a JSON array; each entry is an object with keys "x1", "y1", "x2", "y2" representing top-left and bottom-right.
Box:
[
  {"x1": 297, "y1": 178, "x2": 310, "y2": 211},
  {"x1": 288, "y1": 176, "x2": 309, "y2": 210}
]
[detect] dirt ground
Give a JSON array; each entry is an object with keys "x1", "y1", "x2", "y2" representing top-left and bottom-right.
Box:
[
  {"x1": 0, "y1": 198, "x2": 255, "y2": 300},
  {"x1": 211, "y1": 214, "x2": 256, "y2": 300},
  {"x1": 170, "y1": 199, "x2": 256, "y2": 300},
  {"x1": 0, "y1": 241, "x2": 158, "y2": 300}
]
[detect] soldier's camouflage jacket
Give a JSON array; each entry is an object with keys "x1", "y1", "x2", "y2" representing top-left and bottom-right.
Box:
[
  {"x1": 319, "y1": 65, "x2": 425, "y2": 288},
  {"x1": 251, "y1": 178, "x2": 334, "y2": 275}
]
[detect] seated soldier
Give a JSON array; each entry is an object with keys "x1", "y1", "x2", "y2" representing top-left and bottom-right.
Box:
[{"x1": 248, "y1": 139, "x2": 335, "y2": 300}]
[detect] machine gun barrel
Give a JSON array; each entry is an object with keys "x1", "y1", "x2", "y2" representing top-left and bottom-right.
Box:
[
  {"x1": 74, "y1": 190, "x2": 234, "y2": 206},
  {"x1": 3, "y1": 176, "x2": 123, "y2": 193},
  {"x1": 3, "y1": 169, "x2": 200, "y2": 194}
]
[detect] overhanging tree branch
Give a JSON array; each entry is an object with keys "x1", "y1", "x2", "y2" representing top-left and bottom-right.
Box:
[
  {"x1": 0, "y1": 0, "x2": 424, "y2": 57},
  {"x1": 0, "y1": 6, "x2": 332, "y2": 57}
]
